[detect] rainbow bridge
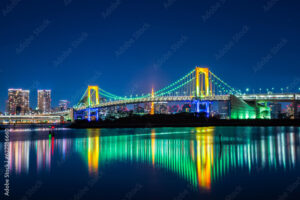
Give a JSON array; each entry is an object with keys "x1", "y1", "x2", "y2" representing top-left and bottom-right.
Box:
[{"x1": 73, "y1": 67, "x2": 300, "y2": 120}]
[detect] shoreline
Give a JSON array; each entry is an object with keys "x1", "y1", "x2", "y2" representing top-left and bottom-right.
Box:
[
  {"x1": 2, "y1": 114, "x2": 300, "y2": 129},
  {"x1": 70, "y1": 119, "x2": 300, "y2": 129}
]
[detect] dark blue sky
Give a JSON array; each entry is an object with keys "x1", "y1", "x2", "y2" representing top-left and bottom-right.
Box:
[{"x1": 1, "y1": 0, "x2": 300, "y2": 111}]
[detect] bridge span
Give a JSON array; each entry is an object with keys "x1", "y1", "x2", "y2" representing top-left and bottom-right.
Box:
[
  {"x1": 73, "y1": 67, "x2": 300, "y2": 120},
  {"x1": 75, "y1": 94, "x2": 300, "y2": 110}
]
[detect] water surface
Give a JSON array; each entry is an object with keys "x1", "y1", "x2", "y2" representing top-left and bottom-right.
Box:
[{"x1": 1, "y1": 127, "x2": 300, "y2": 200}]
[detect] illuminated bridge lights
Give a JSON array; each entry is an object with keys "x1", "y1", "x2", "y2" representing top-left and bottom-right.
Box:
[
  {"x1": 196, "y1": 67, "x2": 210, "y2": 97},
  {"x1": 75, "y1": 67, "x2": 240, "y2": 110},
  {"x1": 88, "y1": 86, "x2": 99, "y2": 106},
  {"x1": 73, "y1": 67, "x2": 300, "y2": 120}
]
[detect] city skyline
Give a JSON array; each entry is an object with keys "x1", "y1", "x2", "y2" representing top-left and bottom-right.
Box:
[
  {"x1": 2, "y1": 1, "x2": 300, "y2": 200},
  {"x1": 1, "y1": 0, "x2": 300, "y2": 112},
  {"x1": 4, "y1": 88, "x2": 69, "y2": 114}
]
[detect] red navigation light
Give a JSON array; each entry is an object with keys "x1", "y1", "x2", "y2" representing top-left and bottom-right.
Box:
[{"x1": 51, "y1": 126, "x2": 55, "y2": 129}]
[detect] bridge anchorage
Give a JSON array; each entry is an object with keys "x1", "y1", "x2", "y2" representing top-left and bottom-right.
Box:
[{"x1": 73, "y1": 67, "x2": 300, "y2": 121}]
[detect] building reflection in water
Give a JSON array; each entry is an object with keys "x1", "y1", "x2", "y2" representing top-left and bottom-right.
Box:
[
  {"x1": 36, "y1": 139, "x2": 51, "y2": 172},
  {"x1": 5, "y1": 127, "x2": 300, "y2": 191},
  {"x1": 9, "y1": 141, "x2": 30, "y2": 174}
]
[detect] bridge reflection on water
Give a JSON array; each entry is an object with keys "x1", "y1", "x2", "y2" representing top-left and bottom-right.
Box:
[{"x1": 6, "y1": 127, "x2": 300, "y2": 191}]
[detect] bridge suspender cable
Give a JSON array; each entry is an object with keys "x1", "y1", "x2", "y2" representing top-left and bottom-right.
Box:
[{"x1": 74, "y1": 67, "x2": 241, "y2": 109}]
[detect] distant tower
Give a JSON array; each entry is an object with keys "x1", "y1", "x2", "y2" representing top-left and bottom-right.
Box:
[
  {"x1": 38, "y1": 90, "x2": 51, "y2": 113},
  {"x1": 150, "y1": 87, "x2": 155, "y2": 115}
]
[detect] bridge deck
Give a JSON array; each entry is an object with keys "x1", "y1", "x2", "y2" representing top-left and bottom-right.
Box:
[{"x1": 75, "y1": 93, "x2": 300, "y2": 111}]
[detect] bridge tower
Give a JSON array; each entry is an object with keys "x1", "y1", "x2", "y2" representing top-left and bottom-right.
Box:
[
  {"x1": 195, "y1": 67, "x2": 211, "y2": 98},
  {"x1": 87, "y1": 86, "x2": 99, "y2": 122},
  {"x1": 88, "y1": 86, "x2": 99, "y2": 107},
  {"x1": 195, "y1": 67, "x2": 211, "y2": 115},
  {"x1": 150, "y1": 87, "x2": 155, "y2": 115}
]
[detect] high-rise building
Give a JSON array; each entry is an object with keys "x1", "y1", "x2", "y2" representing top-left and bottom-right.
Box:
[
  {"x1": 7, "y1": 89, "x2": 30, "y2": 115},
  {"x1": 59, "y1": 100, "x2": 70, "y2": 111},
  {"x1": 38, "y1": 90, "x2": 51, "y2": 113},
  {"x1": 270, "y1": 103, "x2": 281, "y2": 119}
]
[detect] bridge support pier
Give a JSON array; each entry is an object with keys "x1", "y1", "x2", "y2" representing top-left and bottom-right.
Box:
[
  {"x1": 256, "y1": 101, "x2": 271, "y2": 119},
  {"x1": 87, "y1": 108, "x2": 99, "y2": 122},
  {"x1": 88, "y1": 108, "x2": 91, "y2": 122},
  {"x1": 196, "y1": 101, "x2": 200, "y2": 113},
  {"x1": 73, "y1": 108, "x2": 100, "y2": 121},
  {"x1": 195, "y1": 100, "x2": 210, "y2": 117},
  {"x1": 74, "y1": 110, "x2": 86, "y2": 121}
]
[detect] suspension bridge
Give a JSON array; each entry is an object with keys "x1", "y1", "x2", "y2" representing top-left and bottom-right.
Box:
[{"x1": 73, "y1": 67, "x2": 300, "y2": 121}]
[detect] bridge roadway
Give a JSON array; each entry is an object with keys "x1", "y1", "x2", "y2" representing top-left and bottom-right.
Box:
[
  {"x1": 0, "y1": 110, "x2": 72, "y2": 123},
  {"x1": 75, "y1": 93, "x2": 300, "y2": 110}
]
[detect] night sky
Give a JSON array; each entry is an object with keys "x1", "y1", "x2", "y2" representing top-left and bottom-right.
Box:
[{"x1": 0, "y1": 0, "x2": 300, "y2": 112}]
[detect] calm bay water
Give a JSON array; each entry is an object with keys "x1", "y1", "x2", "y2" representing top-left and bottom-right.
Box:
[{"x1": 1, "y1": 127, "x2": 300, "y2": 200}]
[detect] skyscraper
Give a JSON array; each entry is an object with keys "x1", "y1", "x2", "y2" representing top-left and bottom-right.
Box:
[
  {"x1": 38, "y1": 90, "x2": 51, "y2": 113},
  {"x1": 59, "y1": 100, "x2": 70, "y2": 111},
  {"x1": 7, "y1": 89, "x2": 30, "y2": 115}
]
